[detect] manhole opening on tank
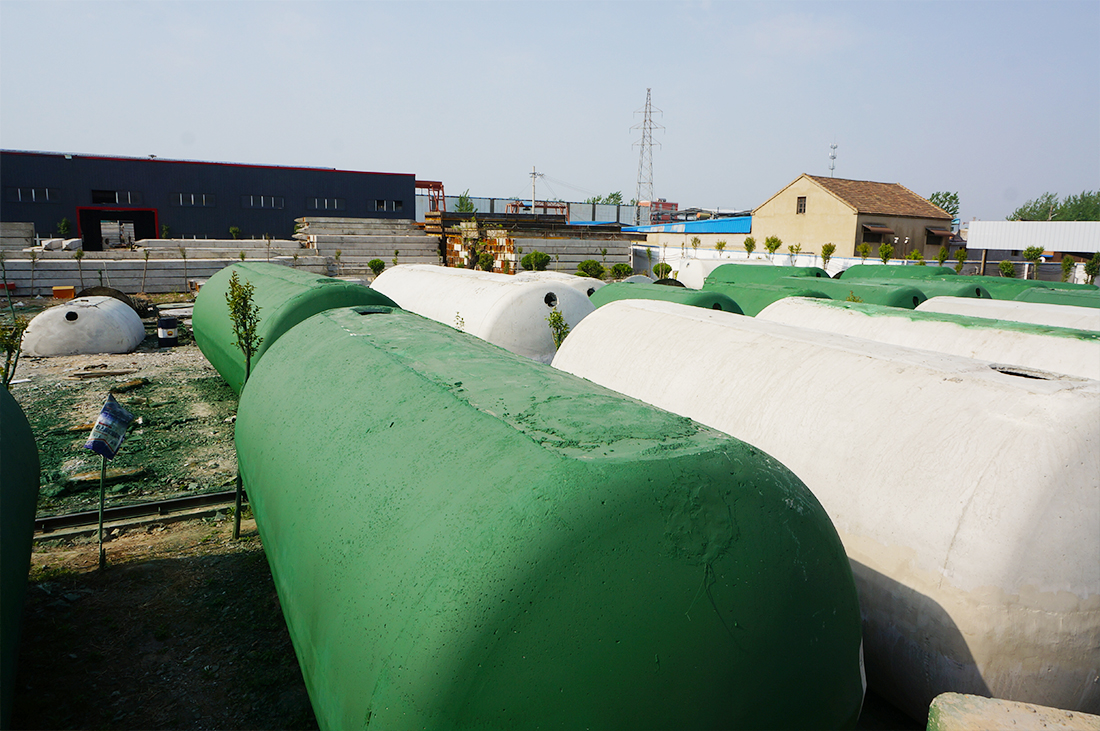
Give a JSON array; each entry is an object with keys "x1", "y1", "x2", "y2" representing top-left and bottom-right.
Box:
[
  {"x1": 544, "y1": 292, "x2": 558, "y2": 308},
  {"x1": 65, "y1": 311, "x2": 79, "y2": 321},
  {"x1": 990, "y1": 365, "x2": 1052, "y2": 380}
]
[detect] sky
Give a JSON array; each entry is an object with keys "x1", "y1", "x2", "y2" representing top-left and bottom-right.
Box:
[{"x1": 1, "y1": 0, "x2": 1097, "y2": 222}]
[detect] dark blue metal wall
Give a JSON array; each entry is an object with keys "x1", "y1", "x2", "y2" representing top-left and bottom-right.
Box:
[{"x1": 0, "y1": 150, "x2": 416, "y2": 248}]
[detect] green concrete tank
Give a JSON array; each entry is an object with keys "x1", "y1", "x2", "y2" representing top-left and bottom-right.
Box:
[
  {"x1": 235, "y1": 305, "x2": 865, "y2": 730},
  {"x1": 839, "y1": 264, "x2": 957, "y2": 279},
  {"x1": 852, "y1": 279, "x2": 991, "y2": 299},
  {"x1": 590, "y1": 281, "x2": 743, "y2": 313},
  {"x1": 1, "y1": 389, "x2": 40, "y2": 730},
  {"x1": 776, "y1": 277, "x2": 928, "y2": 309},
  {"x1": 944, "y1": 276, "x2": 1053, "y2": 300},
  {"x1": 1014, "y1": 286, "x2": 1100, "y2": 309},
  {"x1": 701, "y1": 282, "x2": 831, "y2": 317},
  {"x1": 192, "y1": 263, "x2": 397, "y2": 393},
  {"x1": 705, "y1": 263, "x2": 830, "y2": 285}
]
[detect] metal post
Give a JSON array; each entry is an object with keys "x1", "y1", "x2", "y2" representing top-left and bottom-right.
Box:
[
  {"x1": 98, "y1": 456, "x2": 107, "y2": 569},
  {"x1": 233, "y1": 471, "x2": 243, "y2": 540}
]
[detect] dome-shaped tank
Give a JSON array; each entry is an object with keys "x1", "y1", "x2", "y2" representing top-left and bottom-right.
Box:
[
  {"x1": 839, "y1": 264, "x2": 957, "y2": 279},
  {"x1": 551, "y1": 299, "x2": 1100, "y2": 719},
  {"x1": 918, "y1": 296, "x2": 1100, "y2": 331},
  {"x1": 371, "y1": 265, "x2": 595, "y2": 363},
  {"x1": 1014, "y1": 286, "x2": 1100, "y2": 309},
  {"x1": 192, "y1": 262, "x2": 396, "y2": 393},
  {"x1": 235, "y1": 305, "x2": 865, "y2": 730},
  {"x1": 20, "y1": 296, "x2": 146, "y2": 356},
  {"x1": 775, "y1": 277, "x2": 928, "y2": 309},
  {"x1": 514, "y1": 270, "x2": 606, "y2": 298},
  {"x1": 758, "y1": 297, "x2": 1100, "y2": 380},
  {"x1": 705, "y1": 263, "x2": 830, "y2": 286},
  {"x1": 1, "y1": 389, "x2": 40, "y2": 729},
  {"x1": 700, "y1": 282, "x2": 830, "y2": 316}
]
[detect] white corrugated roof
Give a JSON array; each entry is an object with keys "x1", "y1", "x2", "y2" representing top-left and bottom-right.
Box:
[{"x1": 966, "y1": 221, "x2": 1100, "y2": 252}]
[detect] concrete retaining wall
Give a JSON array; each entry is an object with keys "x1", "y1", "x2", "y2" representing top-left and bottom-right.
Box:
[{"x1": 551, "y1": 299, "x2": 1100, "y2": 720}]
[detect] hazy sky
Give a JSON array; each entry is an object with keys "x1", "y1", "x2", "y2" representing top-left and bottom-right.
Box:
[{"x1": 1, "y1": 1, "x2": 1097, "y2": 222}]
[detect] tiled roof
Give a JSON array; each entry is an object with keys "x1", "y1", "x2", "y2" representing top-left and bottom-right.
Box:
[{"x1": 807, "y1": 175, "x2": 951, "y2": 219}]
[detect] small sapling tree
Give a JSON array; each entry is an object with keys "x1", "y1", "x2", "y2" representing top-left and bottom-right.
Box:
[
  {"x1": 57, "y1": 217, "x2": 71, "y2": 237},
  {"x1": 226, "y1": 270, "x2": 263, "y2": 540},
  {"x1": 653, "y1": 262, "x2": 672, "y2": 279},
  {"x1": 787, "y1": 242, "x2": 802, "y2": 263},
  {"x1": 715, "y1": 240, "x2": 726, "y2": 257},
  {"x1": 743, "y1": 236, "x2": 757, "y2": 259},
  {"x1": 29, "y1": 250, "x2": 38, "y2": 296},
  {"x1": 955, "y1": 248, "x2": 967, "y2": 274},
  {"x1": 392, "y1": 250, "x2": 399, "y2": 268},
  {"x1": 368, "y1": 259, "x2": 385, "y2": 277},
  {"x1": 229, "y1": 226, "x2": 241, "y2": 239},
  {"x1": 764, "y1": 236, "x2": 782, "y2": 260},
  {"x1": 1084, "y1": 252, "x2": 1100, "y2": 285},
  {"x1": 999, "y1": 259, "x2": 1017, "y2": 278},
  {"x1": 856, "y1": 242, "x2": 871, "y2": 262},
  {"x1": 820, "y1": 243, "x2": 836, "y2": 269},
  {"x1": 1061, "y1": 255, "x2": 1075, "y2": 282},
  {"x1": 690, "y1": 237, "x2": 700, "y2": 258},
  {"x1": 1023, "y1": 246, "x2": 1044, "y2": 279},
  {"x1": 74, "y1": 248, "x2": 85, "y2": 289},
  {"x1": 937, "y1": 246, "x2": 949, "y2": 267},
  {"x1": 178, "y1": 246, "x2": 188, "y2": 292},
  {"x1": 878, "y1": 242, "x2": 894, "y2": 264},
  {"x1": 547, "y1": 308, "x2": 570, "y2": 349},
  {"x1": 906, "y1": 248, "x2": 925, "y2": 266}
]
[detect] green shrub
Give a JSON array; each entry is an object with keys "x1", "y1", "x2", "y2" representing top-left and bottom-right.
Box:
[
  {"x1": 521, "y1": 250, "x2": 551, "y2": 271},
  {"x1": 743, "y1": 236, "x2": 757, "y2": 257},
  {"x1": 820, "y1": 243, "x2": 836, "y2": 268},
  {"x1": 954, "y1": 248, "x2": 967, "y2": 273},
  {"x1": 57, "y1": 217, "x2": 71, "y2": 237},
  {"x1": 878, "y1": 242, "x2": 894, "y2": 263},
  {"x1": 764, "y1": 236, "x2": 783, "y2": 257},
  {"x1": 546, "y1": 309, "x2": 570, "y2": 348},
  {"x1": 478, "y1": 251, "x2": 494, "y2": 271},
  {"x1": 1060, "y1": 255, "x2": 1074, "y2": 282},
  {"x1": 1084, "y1": 252, "x2": 1100, "y2": 285},
  {"x1": 653, "y1": 262, "x2": 672, "y2": 278},
  {"x1": 368, "y1": 259, "x2": 385, "y2": 276},
  {"x1": 999, "y1": 259, "x2": 1017, "y2": 278},
  {"x1": 856, "y1": 242, "x2": 871, "y2": 262},
  {"x1": 229, "y1": 226, "x2": 241, "y2": 239},
  {"x1": 937, "y1": 246, "x2": 949, "y2": 267},
  {"x1": 906, "y1": 248, "x2": 925, "y2": 265},
  {"x1": 610, "y1": 262, "x2": 633, "y2": 279},
  {"x1": 576, "y1": 259, "x2": 606, "y2": 280},
  {"x1": 715, "y1": 240, "x2": 727, "y2": 256}
]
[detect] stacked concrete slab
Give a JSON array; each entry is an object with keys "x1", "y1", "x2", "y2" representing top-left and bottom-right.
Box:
[{"x1": 294, "y1": 217, "x2": 442, "y2": 274}]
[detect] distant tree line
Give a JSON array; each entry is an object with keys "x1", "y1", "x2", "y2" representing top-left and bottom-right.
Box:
[{"x1": 1007, "y1": 191, "x2": 1099, "y2": 221}]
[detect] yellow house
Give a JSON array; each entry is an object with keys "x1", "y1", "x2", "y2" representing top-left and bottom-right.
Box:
[{"x1": 751, "y1": 174, "x2": 953, "y2": 259}]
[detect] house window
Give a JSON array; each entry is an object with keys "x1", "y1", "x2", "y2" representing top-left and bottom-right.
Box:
[
  {"x1": 92, "y1": 189, "x2": 142, "y2": 205},
  {"x1": 307, "y1": 197, "x2": 346, "y2": 211},
  {"x1": 863, "y1": 231, "x2": 883, "y2": 245},
  {"x1": 5, "y1": 187, "x2": 57, "y2": 203},
  {"x1": 241, "y1": 195, "x2": 284, "y2": 209},
  {"x1": 796, "y1": 196, "x2": 806, "y2": 214},
  {"x1": 374, "y1": 199, "x2": 403, "y2": 212},
  {"x1": 171, "y1": 192, "x2": 216, "y2": 207}
]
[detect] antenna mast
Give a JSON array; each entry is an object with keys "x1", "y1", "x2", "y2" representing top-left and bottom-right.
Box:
[
  {"x1": 829, "y1": 142, "x2": 838, "y2": 177},
  {"x1": 632, "y1": 88, "x2": 663, "y2": 216},
  {"x1": 530, "y1": 166, "x2": 544, "y2": 214}
]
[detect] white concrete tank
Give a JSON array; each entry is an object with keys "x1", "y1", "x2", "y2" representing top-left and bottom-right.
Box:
[
  {"x1": 674, "y1": 259, "x2": 731, "y2": 289},
  {"x1": 919, "y1": 296, "x2": 1100, "y2": 331},
  {"x1": 552, "y1": 299, "x2": 1100, "y2": 719},
  {"x1": 371, "y1": 265, "x2": 595, "y2": 363},
  {"x1": 21, "y1": 296, "x2": 146, "y2": 356},
  {"x1": 515, "y1": 270, "x2": 606, "y2": 298},
  {"x1": 758, "y1": 297, "x2": 1100, "y2": 380}
]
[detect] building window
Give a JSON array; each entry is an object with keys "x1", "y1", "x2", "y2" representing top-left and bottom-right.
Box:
[
  {"x1": 171, "y1": 192, "x2": 216, "y2": 207},
  {"x1": 374, "y1": 199, "x2": 403, "y2": 212},
  {"x1": 863, "y1": 231, "x2": 883, "y2": 245},
  {"x1": 241, "y1": 195, "x2": 284, "y2": 209},
  {"x1": 307, "y1": 197, "x2": 346, "y2": 211},
  {"x1": 796, "y1": 196, "x2": 806, "y2": 214},
  {"x1": 5, "y1": 187, "x2": 57, "y2": 203},
  {"x1": 91, "y1": 189, "x2": 142, "y2": 205}
]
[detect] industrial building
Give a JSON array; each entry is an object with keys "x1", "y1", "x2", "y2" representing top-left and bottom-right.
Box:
[{"x1": 0, "y1": 150, "x2": 415, "y2": 250}]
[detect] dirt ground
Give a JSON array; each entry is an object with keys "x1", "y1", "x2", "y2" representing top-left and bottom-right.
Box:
[{"x1": 7, "y1": 295, "x2": 317, "y2": 730}]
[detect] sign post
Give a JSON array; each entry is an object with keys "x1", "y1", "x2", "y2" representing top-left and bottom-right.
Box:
[{"x1": 84, "y1": 393, "x2": 134, "y2": 569}]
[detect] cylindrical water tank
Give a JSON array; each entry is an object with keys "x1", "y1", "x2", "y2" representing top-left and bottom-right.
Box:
[
  {"x1": 590, "y1": 281, "x2": 742, "y2": 313},
  {"x1": 945, "y1": 276, "x2": 1053, "y2": 300},
  {"x1": 705, "y1": 263, "x2": 830, "y2": 286},
  {"x1": 20, "y1": 296, "x2": 146, "y2": 356},
  {"x1": 235, "y1": 305, "x2": 866, "y2": 730},
  {"x1": 775, "y1": 277, "x2": 928, "y2": 309},
  {"x1": 514, "y1": 270, "x2": 606, "y2": 298},
  {"x1": 1014, "y1": 286, "x2": 1100, "y2": 309},
  {"x1": 839, "y1": 264, "x2": 957, "y2": 279},
  {"x1": 918, "y1": 296, "x2": 1100, "y2": 331},
  {"x1": 192, "y1": 262, "x2": 396, "y2": 394},
  {"x1": 371, "y1": 264, "x2": 595, "y2": 363},
  {"x1": 700, "y1": 283, "x2": 830, "y2": 316},
  {"x1": 551, "y1": 299, "x2": 1100, "y2": 720},
  {"x1": 1, "y1": 389, "x2": 40, "y2": 730},
  {"x1": 757, "y1": 297, "x2": 1100, "y2": 380},
  {"x1": 856, "y1": 279, "x2": 991, "y2": 300}
]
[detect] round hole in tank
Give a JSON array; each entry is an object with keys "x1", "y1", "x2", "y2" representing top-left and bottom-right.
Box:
[
  {"x1": 712, "y1": 303, "x2": 722, "y2": 310},
  {"x1": 65, "y1": 311, "x2": 79, "y2": 321},
  {"x1": 913, "y1": 296, "x2": 920, "y2": 307},
  {"x1": 586, "y1": 288, "x2": 595, "y2": 297},
  {"x1": 544, "y1": 292, "x2": 558, "y2": 308},
  {"x1": 976, "y1": 288, "x2": 983, "y2": 296}
]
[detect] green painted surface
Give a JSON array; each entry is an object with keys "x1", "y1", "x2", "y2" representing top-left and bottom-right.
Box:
[
  {"x1": 1, "y1": 389, "x2": 40, "y2": 730},
  {"x1": 945, "y1": 276, "x2": 1052, "y2": 300},
  {"x1": 705, "y1": 263, "x2": 830, "y2": 285},
  {"x1": 590, "y1": 281, "x2": 743, "y2": 314},
  {"x1": 235, "y1": 306, "x2": 865, "y2": 730},
  {"x1": 192, "y1": 263, "x2": 397, "y2": 393},
  {"x1": 802, "y1": 299, "x2": 1100, "y2": 342},
  {"x1": 776, "y1": 277, "x2": 928, "y2": 309},
  {"x1": 701, "y1": 282, "x2": 831, "y2": 317},
  {"x1": 840, "y1": 264, "x2": 957, "y2": 279},
  {"x1": 1014, "y1": 287, "x2": 1100, "y2": 309},
  {"x1": 848, "y1": 279, "x2": 991, "y2": 299}
]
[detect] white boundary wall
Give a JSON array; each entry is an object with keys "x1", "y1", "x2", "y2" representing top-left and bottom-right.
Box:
[{"x1": 551, "y1": 299, "x2": 1100, "y2": 719}]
